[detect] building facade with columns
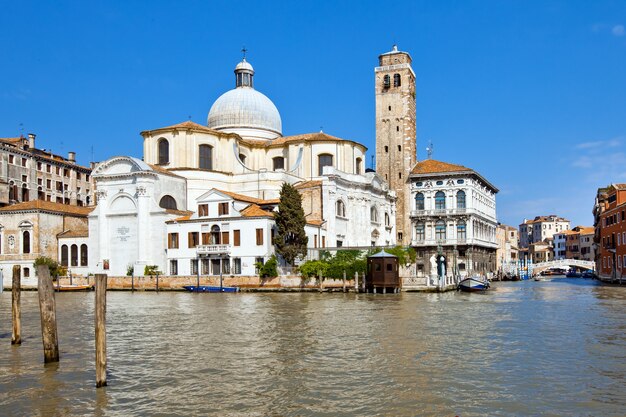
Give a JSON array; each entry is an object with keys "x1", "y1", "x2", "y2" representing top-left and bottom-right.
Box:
[{"x1": 408, "y1": 159, "x2": 498, "y2": 280}]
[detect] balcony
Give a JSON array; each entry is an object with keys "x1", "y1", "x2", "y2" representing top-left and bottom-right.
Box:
[
  {"x1": 410, "y1": 208, "x2": 468, "y2": 217},
  {"x1": 196, "y1": 244, "x2": 230, "y2": 255}
]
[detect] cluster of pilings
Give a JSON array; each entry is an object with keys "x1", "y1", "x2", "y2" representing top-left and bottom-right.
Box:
[{"x1": 10, "y1": 265, "x2": 108, "y2": 388}]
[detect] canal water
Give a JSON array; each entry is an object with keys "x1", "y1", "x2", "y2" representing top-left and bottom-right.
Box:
[{"x1": 0, "y1": 279, "x2": 624, "y2": 416}]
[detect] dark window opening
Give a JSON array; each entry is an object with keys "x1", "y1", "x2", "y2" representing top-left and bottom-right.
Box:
[{"x1": 199, "y1": 145, "x2": 213, "y2": 170}]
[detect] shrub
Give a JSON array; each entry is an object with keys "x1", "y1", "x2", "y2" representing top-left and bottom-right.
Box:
[
  {"x1": 256, "y1": 255, "x2": 278, "y2": 278},
  {"x1": 34, "y1": 256, "x2": 66, "y2": 277},
  {"x1": 144, "y1": 265, "x2": 160, "y2": 276}
]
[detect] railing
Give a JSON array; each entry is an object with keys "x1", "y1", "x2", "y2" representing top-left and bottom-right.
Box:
[
  {"x1": 410, "y1": 208, "x2": 469, "y2": 217},
  {"x1": 196, "y1": 244, "x2": 230, "y2": 255}
]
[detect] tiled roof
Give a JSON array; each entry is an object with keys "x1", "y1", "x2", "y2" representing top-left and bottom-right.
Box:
[
  {"x1": 146, "y1": 163, "x2": 184, "y2": 178},
  {"x1": 165, "y1": 209, "x2": 193, "y2": 217},
  {"x1": 410, "y1": 159, "x2": 472, "y2": 174},
  {"x1": 241, "y1": 132, "x2": 363, "y2": 149},
  {"x1": 306, "y1": 218, "x2": 325, "y2": 226},
  {"x1": 215, "y1": 189, "x2": 278, "y2": 205},
  {"x1": 0, "y1": 137, "x2": 22, "y2": 144},
  {"x1": 240, "y1": 204, "x2": 273, "y2": 218},
  {"x1": 141, "y1": 120, "x2": 222, "y2": 135},
  {"x1": 57, "y1": 229, "x2": 89, "y2": 238},
  {"x1": 294, "y1": 180, "x2": 323, "y2": 189},
  {"x1": 172, "y1": 214, "x2": 192, "y2": 222},
  {"x1": 0, "y1": 201, "x2": 95, "y2": 216}
]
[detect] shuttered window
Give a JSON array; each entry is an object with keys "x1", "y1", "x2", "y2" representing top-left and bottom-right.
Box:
[
  {"x1": 221, "y1": 232, "x2": 229, "y2": 245},
  {"x1": 234, "y1": 230, "x2": 240, "y2": 246},
  {"x1": 188, "y1": 232, "x2": 199, "y2": 248},
  {"x1": 256, "y1": 228, "x2": 263, "y2": 245}
]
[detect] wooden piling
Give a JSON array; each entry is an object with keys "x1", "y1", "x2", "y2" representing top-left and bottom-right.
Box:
[
  {"x1": 156, "y1": 274, "x2": 159, "y2": 292},
  {"x1": 318, "y1": 271, "x2": 323, "y2": 292},
  {"x1": 354, "y1": 271, "x2": 359, "y2": 293},
  {"x1": 37, "y1": 265, "x2": 59, "y2": 363},
  {"x1": 361, "y1": 272, "x2": 366, "y2": 293},
  {"x1": 11, "y1": 265, "x2": 21, "y2": 345},
  {"x1": 95, "y1": 274, "x2": 107, "y2": 387},
  {"x1": 342, "y1": 271, "x2": 347, "y2": 292}
]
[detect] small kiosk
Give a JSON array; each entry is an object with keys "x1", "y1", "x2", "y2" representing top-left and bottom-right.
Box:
[{"x1": 366, "y1": 250, "x2": 400, "y2": 293}]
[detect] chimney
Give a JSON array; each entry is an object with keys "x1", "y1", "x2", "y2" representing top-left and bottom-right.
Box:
[
  {"x1": 28, "y1": 133, "x2": 36, "y2": 149},
  {"x1": 68, "y1": 151, "x2": 76, "y2": 162}
]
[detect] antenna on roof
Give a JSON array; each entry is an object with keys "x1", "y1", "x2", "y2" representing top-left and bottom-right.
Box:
[
  {"x1": 426, "y1": 140, "x2": 433, "y2": 159},
  {"x1": 19, "y1": 123, "x2": 24, "y2": 138},
  {"x1": 319, "y1": 126, "x2": 323, "y2": 133}
]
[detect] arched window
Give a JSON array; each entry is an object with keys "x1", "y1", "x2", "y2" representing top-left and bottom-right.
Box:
[
  {"x1": 393, "y1": 73, "x2": 401, "y2": 87},
  {"x1": 80, "y1": 244, "x2": 88, "y2": 266},
  {"x1": 318, "y1": 154, "x2": 333, "y2": 176},
  {"x1": 355, "y1": 157, "x2": 362, "y2": 175},
  {"x1": 22, "y1": 230, "x2": 30, "y2": 254},
  {"x1": 457, "y1": 221, "x2": 467, "y2": 240},
  {"x1": 199, "y1": 145, "x2": 213, "y2": 170},
  {"x1": 71, "y1": 244, "x2": 78, "y2": 267},
  {"x1": 239, "y1": 154, "x2": 246, "y2": 164},
  {"x1": 336, "y1": 200, "x2": 346, "y2": 218},
  {"x1": 61, "y1": 245, "x2": 68, "y2": 266},
  {"x1": 211, "y1": 225, "x2": 221, "y2": 245},
  {"x1": 383, "y1": 74, "x2": 390, "y2": 88},
  {"x1": 385, "y1": 212, "x2": 390, "y2": 226},
  {"x1": 370, "y1": 206, "x2": 378, "y2": 223},
  {"x1": 159, "y1": 195, "x2": 177, "y2": 210},
  {"x1": 457, "y1": 190, "x2": 466, "y2": 209},
  {"x1": 435, "y1": 220, "x2": 446, "y2": 240},
  {"x1": 416, "y1": 222, "x2": 425, "y2": 241},
  {"x1": 272, "y1": 157, "x2": 285, "y2": 171},
  {"x1": 158, "y1": 138, "x2": 169, "y2": 165},
  {"x1": 415, "y1": 192, "x2": 425, "y2": 210},
  {"x1": 435, "y1": 191, "x2": 446, "y2": 210}
]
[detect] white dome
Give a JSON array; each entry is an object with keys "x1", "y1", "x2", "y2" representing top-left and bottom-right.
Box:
[{"x1": 207, "y1": 87, "x2": 282, "y2": 138}]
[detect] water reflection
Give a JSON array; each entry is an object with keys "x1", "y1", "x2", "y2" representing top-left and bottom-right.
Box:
[{"x1": 0, "y1": 281, "x2": 624, "y2": 416}]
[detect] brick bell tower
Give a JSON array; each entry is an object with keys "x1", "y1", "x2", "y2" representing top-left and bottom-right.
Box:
[{"x1": 375, "y1": 45, "x2": 417, "y2": 245}]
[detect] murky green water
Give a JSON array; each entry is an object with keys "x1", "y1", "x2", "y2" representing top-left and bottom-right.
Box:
[{"x1": 0, "y1": 279, "x2": 625, "y2": 416}]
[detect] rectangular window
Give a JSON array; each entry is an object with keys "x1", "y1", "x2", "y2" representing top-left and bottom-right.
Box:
[
  {"x1": 322, "y1": 236, "x2": 326, "y2": 248},
  {"x1": 202, "y1": 232, "x2": 210, "y2": 245},
  {"x1": 168, "y1": 232, "x2": 179, "y2": 249},
  {"x1": 191, "y1": 259, "x2": 198, "y2": 275},
  {"x1": 46, "y1": 164, "x2": 51, "y2": 173},
  {"x1": 222, "y1": 260, "x2": 230, "y2": 274},
  {"x1": 256, "y1": 228, "x2": 263, "y2": 245},
  {"x1": 233, "y1": 230, "x2": 240, "y2": 246},
  {"x1": 37, "y1": 178, "x2": 42, "y2": 185},
  {"x1": 255, "y1": 257, "x2": 264, "y2": 274},
  {"x1": 46, "y1": 179, "x2": 51, "y2": 189},
  {"x1": 37, "y1": 162, "x2": 42, "y2": 170},
  {"x1": 8, "y1": 155, "x2": 14, "y2": 164},
  {"x1": 233, "y1": 258, "x2": 241, "y2": 274},
  {"x1": 314, "y1": 234, "x2": 318, "y2": 248},
  {"x1": 21, "y1": 158, "x2": 26, "y2": 167},
  {"x1": 77, "y1": 172, "x2": 81, "y2": 180},
  {"x1": 64, "y1": 168, "x2": 69, "y2": 177},
  {"x1": 56, "y1": 166, "x2": 60, "y2": 175},
  {"x1": 198, "y1": 204, "x2": 208, "y2": 217},
  {"x1": 22, "y1": 175, "x2": 27, "y2": 183},
  {"x1": 201, "y1": 259, "x2": 210, "y2": 275},
  {"x1": 221, "y1": 231, "x2": 230, "y2": 245},
  {"x1": 218, "y1": 202, "x2": 229, "y2": 216},
  {"x1": 188, "y1": 232, "x2": 199, "y2": 248},
  {"x1": 170, "y1": 260, "x2": 178, "y2": 275}
]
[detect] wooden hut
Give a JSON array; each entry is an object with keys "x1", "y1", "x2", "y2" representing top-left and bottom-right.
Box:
[{"x1": 366, "y1": 250, "x2": 400, "y2": 293}]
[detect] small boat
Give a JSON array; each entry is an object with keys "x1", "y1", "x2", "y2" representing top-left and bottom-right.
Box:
[
  {"x1": 458, "y1": 276, "x2": 490, "y2": 292},
  {"x1": 56, "y1": 284, "x2": 94, "y2": 292},
  {"x1": 183, "y1": 285, "x2": 239, "y2": 293},
  {"x1": 565, "y1": 271, "x2": 582, "y2": 278},
  {"x1": 533, "y1": 276, "x2": 547, "y2": 281}
]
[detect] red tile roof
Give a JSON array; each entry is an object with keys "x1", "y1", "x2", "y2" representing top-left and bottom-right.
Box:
[
  {"x1": 410, "y1": 159, "x2": 472, "y2": 174},
  {"x1": 0, "y1": 201, "x2": 95, "y2": 216},
  {"x1": 240, "y1": 204, "x2": 273, "y2": 218}
]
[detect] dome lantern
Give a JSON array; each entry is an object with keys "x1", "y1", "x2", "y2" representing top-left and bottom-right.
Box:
[{"x1": 235, "y1": 58, "x2": 254, "y2": 88}]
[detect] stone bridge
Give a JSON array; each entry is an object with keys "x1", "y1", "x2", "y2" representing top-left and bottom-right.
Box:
[{"x1": 531, "y1": 259, "x2": 595, "y2": 274}]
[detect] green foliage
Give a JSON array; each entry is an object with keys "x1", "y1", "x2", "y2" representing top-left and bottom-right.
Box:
[
  {"x1": 273, "y1": 183, "x2": 308, "y2": 265},
  {"x1": 299, "y1": 250, "x2": 368, "y2": 279},
  {"x1": 256, "y1": 255, "x2": 278, "y2": 278},
  {"x1": 126, "y1": 264, "x2": 134, "y2": 276},
  {"x1": 144, "y1": 265, "x2": 160, "y2": 276},
  {"x1": 298, "y1": 259, "x2": 328, "y2": 278},
  {"x1": 34, "y1": 256, "x2": 66, "y2": 277},
  {"x1": 369, "y1": 246, "x2": 416, "y2": 266}
]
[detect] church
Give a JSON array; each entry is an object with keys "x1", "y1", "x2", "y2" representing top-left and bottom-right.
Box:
[{"x1": 87, "y1": 52, "x2": 397, "y2": 277}]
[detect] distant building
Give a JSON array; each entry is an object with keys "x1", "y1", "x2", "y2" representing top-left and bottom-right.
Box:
[
  {"x1": 496, "y1": 224, "x2": 518, "y2": 275},
  {"x1": 519, "y1": 215, "x2": 570, "y2": 248},
  {"x1": 564, "y1": 226, "x2": 594, "y2": 261},
  {"x1": 0, "y1": 200, "x2": 93, "y2": 286},
  {"x1": 408, "y1": 159, "x2": 498, "y2": 280},
  {"x1": 593, "y1": 184, "x2": 626, "y2": 281},
  {"x1": 529, "y1": 239, "x2": 553, "y2": 263},
  {"x1": 553, "y1": 232, "x2": 567, "y2": 260},
  {"x1": 0, "y1": 134, "x2": 93, "y2": 207}
]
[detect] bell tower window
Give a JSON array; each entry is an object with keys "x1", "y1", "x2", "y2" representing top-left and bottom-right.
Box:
[
  {"x1": 393, "y1": 73, "x2": 401, "y2": 87},
  {"x1": 383, "y1": 74, "x2": 390, "y2": 89}
]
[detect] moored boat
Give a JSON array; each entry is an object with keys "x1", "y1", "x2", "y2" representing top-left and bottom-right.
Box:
[
  {"x1": 458, "y1": 276, "x2": 490, "y2": 292},
  {"x1": 56, "y1": 284, "x2": 94, "y2": 292},
  {"x1": 183, "y1": 285, "x2": 239, "y2": 293}
]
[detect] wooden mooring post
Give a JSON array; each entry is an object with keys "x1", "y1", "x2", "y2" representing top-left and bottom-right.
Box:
[
  {"x1": 354, "y1": 271, "x2": 359, "y2": 293},
  {"x1": 95, "y1": 274, "x2": 107, "y2": 387},
  {"x1": 37, "y1": 265, "x2": 59, "y2": 363},
  {"x1": 12, "y1": 265, "x2": 21, "y2": 345},
  {"x1": 342, "y1": 271, "x2": 347, "y2": 293},
  {"x1": 318, "y1": 271, "x2": 323, "y2": 293}
]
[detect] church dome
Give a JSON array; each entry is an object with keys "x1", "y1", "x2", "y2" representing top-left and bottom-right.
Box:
[{"x1": 207, "y1": 58, "x2": 282, "y2": 140}]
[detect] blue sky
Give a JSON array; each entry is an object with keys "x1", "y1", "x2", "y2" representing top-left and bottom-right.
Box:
[{"x1": 1, "y1": 1, "x2": 625, "y2": 227}]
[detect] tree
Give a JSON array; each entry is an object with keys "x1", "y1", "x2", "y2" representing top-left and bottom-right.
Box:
[{"x1": 273, "y1": 182, "x2": 309, "y2": 265}]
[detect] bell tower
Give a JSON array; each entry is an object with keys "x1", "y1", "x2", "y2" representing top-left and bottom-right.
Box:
[{"x1": 375, "y1": 45, "x2": 417, "y2": 245}]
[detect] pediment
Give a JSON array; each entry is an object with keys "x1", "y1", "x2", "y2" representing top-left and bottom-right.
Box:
[{"x1": 92, "y1": 156, "x2": 151, "y2": 177}]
